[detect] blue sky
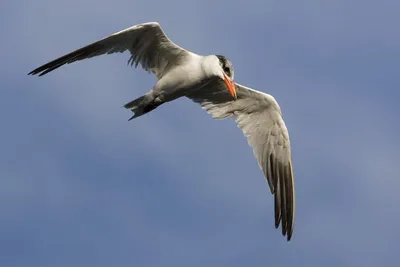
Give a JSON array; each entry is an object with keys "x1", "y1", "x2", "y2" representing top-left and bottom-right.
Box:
[{"x1": 1, "y1": 0, "x2": 399, "y2": 266}]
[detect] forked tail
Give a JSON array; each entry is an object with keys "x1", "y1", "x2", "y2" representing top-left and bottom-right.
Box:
[{"x1": 123, "y1": 93, "x2": 164, "y2": 121}]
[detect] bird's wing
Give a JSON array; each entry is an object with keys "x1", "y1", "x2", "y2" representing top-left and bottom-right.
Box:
[
  {"x1": 186, "y1": 80, "x2": 295, "y2": 241},
  {"x1": 28, "y1": 22, "x2": 193, "y2": 79}
]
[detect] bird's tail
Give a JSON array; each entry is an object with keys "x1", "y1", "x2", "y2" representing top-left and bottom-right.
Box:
[{"x1": 123, "y1": 93, "x2": 163, "y2": 121}]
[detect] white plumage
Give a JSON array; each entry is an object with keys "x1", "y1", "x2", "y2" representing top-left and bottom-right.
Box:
[{"x1": 28, "y1": 22, "x2": 295, "y2": 241}]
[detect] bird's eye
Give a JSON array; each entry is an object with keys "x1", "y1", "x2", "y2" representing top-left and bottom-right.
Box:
[{"x1": 224, "y1": 67, "x2": 230, "y2": 73}]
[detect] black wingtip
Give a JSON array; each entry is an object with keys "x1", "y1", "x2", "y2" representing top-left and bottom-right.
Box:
[
  {"x1": 27, "y1": 68, "x2": 43, "y2": 76},
  {"x1": 287, "y1": 232, "x2": 292, "y2": 242}
]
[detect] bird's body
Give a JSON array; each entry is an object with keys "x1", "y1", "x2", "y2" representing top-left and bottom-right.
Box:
[{"x1": 28, "y1": 22, "x2": 296, "y2": 241}]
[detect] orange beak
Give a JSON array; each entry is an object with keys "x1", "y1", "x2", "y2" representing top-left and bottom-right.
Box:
[{"x1": 223, "y1": 74, "x2": 237, "y2": 99}]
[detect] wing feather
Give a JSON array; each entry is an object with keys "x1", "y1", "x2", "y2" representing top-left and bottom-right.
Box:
[
  {"x1": 186, "y1": 81, "x2": 295, "y2": 241},
  {"x1": 28, "y1": 22, "x2": 192, "y2": 79}
]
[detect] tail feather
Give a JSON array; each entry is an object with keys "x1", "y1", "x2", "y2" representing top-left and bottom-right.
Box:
[
  {"x1": 124, "y1": 93, "x2": 164, "y2": 121},
  {"x1": 124, "y1": 95, "x2": 146, "y2": 110},
  {"x1": 124, "y1": 95, "x2": 148, "y2": 120}
]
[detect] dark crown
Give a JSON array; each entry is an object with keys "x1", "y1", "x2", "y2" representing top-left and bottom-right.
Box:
[{"x1": 216, "y1": 55, "x2": 228, "y2": 65}]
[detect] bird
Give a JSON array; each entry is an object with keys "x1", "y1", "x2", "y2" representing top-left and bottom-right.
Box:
[{"x1": 28, "y1": 22, "x2": 296, "y2": 241}]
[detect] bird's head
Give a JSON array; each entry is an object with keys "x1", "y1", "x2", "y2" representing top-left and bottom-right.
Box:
[
  {"x1": 215, "y1": 54, "x2": 236, "y2": 99},
  {"x1": 202, "y1": 54, "x2": 236, "y2": 99}
]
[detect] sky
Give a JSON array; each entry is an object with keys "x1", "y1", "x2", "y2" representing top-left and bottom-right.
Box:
[{"x1": 1, "y1": 0, "x2": 399, "y2": 266}]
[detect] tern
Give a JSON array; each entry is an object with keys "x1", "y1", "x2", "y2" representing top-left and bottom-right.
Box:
[{"x1": 28, "y1": 22, "x2": 296, "y2": 241}]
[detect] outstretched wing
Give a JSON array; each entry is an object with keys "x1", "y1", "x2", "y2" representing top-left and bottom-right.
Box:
[
  {"x1": 186, "y1": 80, "x2": 295, "y2": 241},
  {"x1": 28, "y1": 22, "x2": 193, "y2": 79}
]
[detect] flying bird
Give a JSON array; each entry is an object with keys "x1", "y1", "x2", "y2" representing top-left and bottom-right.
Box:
[{"x1": 28, "y1": 22, "x2": 296, "y2": 241}]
